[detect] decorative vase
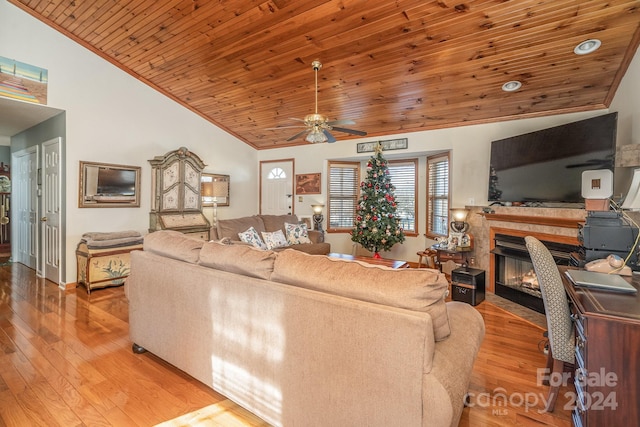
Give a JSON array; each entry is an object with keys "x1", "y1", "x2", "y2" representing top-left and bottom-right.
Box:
[{"x1": 373, "y1": 252, "x2": 382, "y2": 259}]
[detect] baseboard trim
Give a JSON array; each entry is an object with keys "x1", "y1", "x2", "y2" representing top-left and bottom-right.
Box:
[{"x1": 61, "y1": 282, "x2": 77, "y2": 291}]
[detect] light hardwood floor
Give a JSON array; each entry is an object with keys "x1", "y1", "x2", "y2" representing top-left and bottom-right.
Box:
[{"x1": 0, "y1": 261, "x2": 572, "y2": 426}]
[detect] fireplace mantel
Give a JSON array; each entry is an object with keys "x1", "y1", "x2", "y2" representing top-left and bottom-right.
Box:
[
  {"x1": 489, "y1": 226, "x2": 580, "y2": 247},
  {"x1": 482, "y1": 213, "x2": 583, "y2": 229}
]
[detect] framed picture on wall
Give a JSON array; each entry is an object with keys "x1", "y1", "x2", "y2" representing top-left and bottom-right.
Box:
[
  {"x1": 357, "y1": 138, "x2": 408, "y2": 153},
  {"x1": 295, "y1": 173, "x2": 321, "y2": 194}
]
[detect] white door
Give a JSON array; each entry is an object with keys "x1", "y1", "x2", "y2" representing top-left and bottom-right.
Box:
[
  {"x1": 260, "y1": 160, "x2": 294, "y2": 215},
  {"x1": 42, "y1": 137, "x2": 62, "y2": 285},
  {"x1": 11, "y1": 147, "x2": 38, "y2": 269}
]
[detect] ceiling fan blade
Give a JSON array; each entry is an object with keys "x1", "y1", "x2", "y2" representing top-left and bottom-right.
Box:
[
  {"x1": 331, "y1": 126, "x2": 367, "y2": 137},
  {"x1": 286, "y1": 129, "x2": 311, "y2": 141},
  {"x1": 322, "y1": 129, "x2": 337, "y2": 143},
  {"x1": 326, "y1": 119, "x2": 356, "y2": 126}
]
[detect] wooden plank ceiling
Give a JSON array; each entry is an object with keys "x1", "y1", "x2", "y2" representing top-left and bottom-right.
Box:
[{"x1": 8, "y1": 0, "x2": 640, "y2": 150}]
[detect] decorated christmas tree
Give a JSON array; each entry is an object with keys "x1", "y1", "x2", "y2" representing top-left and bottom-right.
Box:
[{"x1": 351, "y1": 144, "x2": 405, "y2": 256}]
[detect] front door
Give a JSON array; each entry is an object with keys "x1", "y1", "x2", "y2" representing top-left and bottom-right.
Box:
[{"x1": 260, "y1": 160, "x2": 294, "y2": 215}]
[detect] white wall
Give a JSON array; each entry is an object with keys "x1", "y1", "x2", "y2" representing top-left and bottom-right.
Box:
[
  {"x1": 609, "y1": 44, "x2": 640, "y2": 193},
  {"x1": 610, "y1": 46, "x2": 640, "y2": 146},
  {"x1": 258, "y1": 48, "x2": 640, "y2": 263},
  {"x1": 1, "y1": 1, "x2": 257, "y2": 284}
]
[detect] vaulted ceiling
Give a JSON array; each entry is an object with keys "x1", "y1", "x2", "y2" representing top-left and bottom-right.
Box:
[{"x1": 8, "y1": 0, "x2": 640, "y2": 150}]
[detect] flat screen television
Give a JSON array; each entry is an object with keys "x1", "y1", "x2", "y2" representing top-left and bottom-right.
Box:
[
  {"x1": 488, "y1": 112, "x2": 617, "y2": 205},
  {"x1": 97, "y1": 167, "x2": 136, "y2": 196}
]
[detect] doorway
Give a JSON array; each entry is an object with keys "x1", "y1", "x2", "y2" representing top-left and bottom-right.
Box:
[
  {"x1": 12, "y1": 137, "x2": 63, "y2": 285},
  {"x1": 260, "y1": 159, "x2": 294, "y2": 215},
  {"x1": 12, "y1": 146, "x2": 38, "y2": 270}
]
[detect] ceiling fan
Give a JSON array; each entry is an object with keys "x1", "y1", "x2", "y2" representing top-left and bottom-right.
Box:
[{"x1": 270, "y1": 60, "x2": 367, "y2": 143}]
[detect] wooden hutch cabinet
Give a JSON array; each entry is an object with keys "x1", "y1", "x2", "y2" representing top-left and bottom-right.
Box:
[{"x1": 148, "y1": 147, "x2": 210, "y2": 240}]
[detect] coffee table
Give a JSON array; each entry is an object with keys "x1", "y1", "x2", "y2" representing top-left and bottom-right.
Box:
[{"x1": 328, "y1": 252, "x2": 409, "y2": 269}]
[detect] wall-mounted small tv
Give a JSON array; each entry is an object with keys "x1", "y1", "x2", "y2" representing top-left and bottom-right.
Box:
[
  {"x1": 488, "y1": 112, "x2": 617, "y2": 206},
  {"x1": 97, "y1": 167, "x2": 137, "y2": 196}
]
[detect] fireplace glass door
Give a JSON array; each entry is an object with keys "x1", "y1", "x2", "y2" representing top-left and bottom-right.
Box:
[{"x1": 492, "y1": 233, "x2": 578, "y2": 314}]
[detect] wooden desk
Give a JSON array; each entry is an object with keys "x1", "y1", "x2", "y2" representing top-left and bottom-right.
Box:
[
  {"x1": 327, "y1": 253, "x2": 409, "y2": 269},
  {"x1": 561, "y1": 267, "x2": 640, "y2": 426}
]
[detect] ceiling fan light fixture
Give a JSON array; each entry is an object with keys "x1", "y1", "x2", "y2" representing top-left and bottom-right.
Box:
[
  {"x1": 305, "y1": 129, "x2": 327, "y2": 143},
  {"x1": 502, "y1": 80, "x2": 522, "y2": 92},
  {"x1": 305, "y1": 113, "x2": 326, "y2": 124},
  {"x1": 574, "y1": 39, "x2": 601, "y2": 55},
  {"x1": 274, "y1": 60, "x2": 366, "y2": 143}
]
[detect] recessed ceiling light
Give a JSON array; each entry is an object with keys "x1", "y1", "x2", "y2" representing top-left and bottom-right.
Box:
[
  {"x1": 574, "y1": 39, "x2": 601, "y2": 55},
  {"x1": 502, "y1": 81, "x2": 522, "y2": 92}
]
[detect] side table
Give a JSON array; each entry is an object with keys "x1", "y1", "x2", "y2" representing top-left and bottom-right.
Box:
[
  {"x1": 431, "y1": 244, "x2": 474, "y2": 277},
  {"x1": 416, "y1": 249, "x2": 437, "y2": 268},
  {"x1": 431, "y1": 244, "x2": 473, "y2": 267}
]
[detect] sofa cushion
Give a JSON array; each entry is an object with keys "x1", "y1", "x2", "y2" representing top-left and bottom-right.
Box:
[
  {"x1": 283, "y1": 242, "x2": 331, "y2": 255},
  {"x1": 238, "y1": 226, "x2": 268, "y2": 250},
  {"x1": 261, "y1": 230, "x2": 289, "y2": 250},
  {"x1": 271, "y1": 250, "x2": 451, "y2": 340},
  {"x1": 285, "y1": 222, "x2": 312, "y2": 245},
  {"x1": 198, "y1": 241, "x2": 276, "y2": 280},
  {"x1": 143, "y1": 230, "x2": 204, "y2": 264},
  {"x1": 217, "y1": 215, "x2": 266, "y2": 241},
  {"x1": 261, "y1": 214, "x2": 298, "y2": 232}
]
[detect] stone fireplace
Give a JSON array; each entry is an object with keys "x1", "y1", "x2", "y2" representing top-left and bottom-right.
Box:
[
  {"x1": 464, "y1": 206, "x2": 586, "y2": 308},
  {"x1": 457, "y1": 206, "x2": 640, "y2": 313}
]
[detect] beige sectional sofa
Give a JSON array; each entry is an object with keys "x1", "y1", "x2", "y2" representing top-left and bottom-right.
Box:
[
  {"x1": 127, "y1": 230, "x2": 485, "y2": 427},
  {"x1": 212, "y1": 214, "x2": 331, "y2": 255}
]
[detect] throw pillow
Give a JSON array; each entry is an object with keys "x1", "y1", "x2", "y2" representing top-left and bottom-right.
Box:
[
  {"x1": 284, "y1": 222, "x2": 312, "y2": 245},
  {"x1": 238, "y1": 226, "x2": 267, "y2": 250},
  {"x1": 261, "y1": 229, "x2": 289, "y2": 250}
]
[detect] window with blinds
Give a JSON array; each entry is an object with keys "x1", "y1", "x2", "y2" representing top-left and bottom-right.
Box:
[
  {"x1": 427, "y1": 153, "x2": 450, "y2": 237},
  {"x1": 328, "y1": 161, "x2": 360, "y2": 231},
  {"x1": 388, "y1": 159, "x2": 418, "y2": 234}
]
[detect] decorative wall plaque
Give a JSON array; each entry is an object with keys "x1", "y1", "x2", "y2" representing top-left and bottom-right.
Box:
[{"x1": 357, "y1": 138, "x2": 408, "y2": 153}]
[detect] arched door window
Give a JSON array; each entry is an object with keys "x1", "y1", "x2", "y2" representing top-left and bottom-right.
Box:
[{"x1": 268, "y1": 167, "x2": 286, "y2": 180}]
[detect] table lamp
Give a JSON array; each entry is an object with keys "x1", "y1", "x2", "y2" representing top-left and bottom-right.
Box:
[
  {"x1": 311, "y1": 203, "x2": 325, "y2": 243},
  {"x1": 450, "y1": 208, "x2": 470, "y2": 233},
  {"x1": 202, "y1": 178, "x2": 229, "y2": 228}
]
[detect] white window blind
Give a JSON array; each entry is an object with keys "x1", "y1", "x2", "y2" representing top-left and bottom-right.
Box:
[
  {"x1": 388, "y1": 159, "x2": 417, "y2": 234},
  {"x1": 328, "y1": 161, "x2": 360, "y2": 230},
  {"x1": 427, "y1": 153, "x2": 450, "y2": 237}
]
